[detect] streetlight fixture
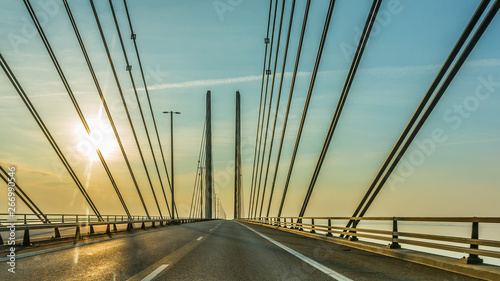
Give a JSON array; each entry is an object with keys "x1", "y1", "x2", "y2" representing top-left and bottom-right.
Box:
[{"x1": 163, "y1": 111, "x2": 180, "y2": 220}]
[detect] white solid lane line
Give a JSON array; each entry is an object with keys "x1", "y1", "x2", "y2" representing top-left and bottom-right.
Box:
[
  {"x1": 141, "y1": 264, "x2": 169, "y2": 281},
  {"x1": 197, "y1": 236, "x2": 203, "y2": 241},
  {"x1": 236, "y1": 222, "x2": 353, "y2": 281}
]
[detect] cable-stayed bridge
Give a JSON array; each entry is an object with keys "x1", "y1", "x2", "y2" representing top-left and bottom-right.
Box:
[{"x1": 1, "y1": 0, "x2": 500, "y2": 280}]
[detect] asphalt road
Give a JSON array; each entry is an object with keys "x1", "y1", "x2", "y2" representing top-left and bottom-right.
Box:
[{"x1": 0, "y1": 220, "x2": 482, "y2": 280}]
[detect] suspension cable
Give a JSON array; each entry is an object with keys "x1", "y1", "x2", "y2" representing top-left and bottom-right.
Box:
[
  {"x1": 90, "y1": 0, "x2": 164, "y2": 218},
  {"x1": 256, "y1": 0, "x2": 287, "y2": 217},
  {"x1": 0, "y1": 165, "x2": 47, "y2": 222},
  {"x1": 106, "y1": 0, "x2": 172, "y2": 218},
  {"x1": 252, "y1": 0, "x2": 279, "y2": 217},
  {"x1": 122, "y1": 0, "x2": 178, "y2": 218},
  {"x1": 298, "y1": 0, "x2": 382, "y2": 218},
  {"x1": 0, "y1": 53, "x2": 101, "y2": 219},
  {"x1": 25, "y1": 0, "x2": 133, "y2": 220},
  {"x1": 249, "y1": 0, "x2": 274, "y2": 218},
  {"x1": 189, "y1": 121, "x2": 207, "y2": 218},
  {"x1": 264, "y1": 0, "x2": 296, "y2": 217},
  {"x1": 277, "y1": 0, "x2": 335, "y2": 217},
  {"x1": 267, "y1": 0, "x2": 310, "y2": 218},
  {"x1": 345, "y1": 0, "x2": 498, "y2": 236},
  {"x1": 64, "y1": 0, "x2": 147, "y2": 219}
]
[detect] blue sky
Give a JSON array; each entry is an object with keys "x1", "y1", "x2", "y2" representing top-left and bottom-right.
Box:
[{"x1": 0, "y1": 0, "x2": 499, "y2": 219}]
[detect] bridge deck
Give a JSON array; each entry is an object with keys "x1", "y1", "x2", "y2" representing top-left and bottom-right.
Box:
[{"x1": 0, "y1": 220, "x2": 482, "y2": 280}]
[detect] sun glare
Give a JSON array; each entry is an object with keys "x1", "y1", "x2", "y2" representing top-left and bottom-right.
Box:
[{"x1": 75, "y1": 119, "x2": 117, "y2": 162}]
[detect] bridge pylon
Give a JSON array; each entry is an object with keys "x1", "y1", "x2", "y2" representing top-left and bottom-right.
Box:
[
  {"x1": 234, "y1": 91, "x2": 242, "y2": 218},
  {"x1": 205, "y1": 90, "x2": 213, "y2": 219}
]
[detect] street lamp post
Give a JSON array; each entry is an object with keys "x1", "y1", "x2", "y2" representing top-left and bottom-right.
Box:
[{"x1": 163, "y1": 111, "x2": 180, "y2": 220}]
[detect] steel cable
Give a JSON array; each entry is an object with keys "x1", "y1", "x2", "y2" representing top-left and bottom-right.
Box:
[
  {"x1": 256, "y1": 0, "x2": 287, "y2": 217},
  {"x1": 0, "y1": 165, "x2": 47, "y2": 222},
  {"x1": 277, "y1": 0, "x2": 335, "y2": 217},
  {"x1": 249, "y1": 0, "x2": 274, "y2": 218},
  {"x1": 189, "y1": 121, "x2": 206, "y2": 218},
  {"x1": 64, "y1": 0, "x2": 146, "y2": 219},
  {"x1": 90, "y1": 0, "x2": 164, "y2": 218},
  {"x1": 0, "y1": 53, "x2": 101, "y2": 219},
  {"x1": 298, "y1": 0, "x2": 382, "y2": 218},
  {"x1": 342, "y1": 0, "x2": 494, "y2": 236},
  {"x1": 267, "y1": 0, "x2": 310, "y2": 218},
  {"x1": 122, "y1": 0, "x2": 178, "y2": 218},
  {"x1": 345, "y1": 0, "x2": 499, "y2": 236},
  {"x1": 106, "y1": 0, "x2": 172, "y2": 218},
  {"x1": 253, "y1": 0, "x2": 280, "y2": 217},
  {"x1": 264, "y1": 0, "x2": 296, "y2": 217}
]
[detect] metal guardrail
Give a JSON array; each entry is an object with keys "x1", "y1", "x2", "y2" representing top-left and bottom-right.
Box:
[
  {"x1": 0, "y1": 213, "x2": 165, "y2": 224},
  {"x1": 0, "y1": 213, "x2": 210, "y2": 246},
  {"x1": 242, "y1": 216, "x2": 500, "y2": 264}
]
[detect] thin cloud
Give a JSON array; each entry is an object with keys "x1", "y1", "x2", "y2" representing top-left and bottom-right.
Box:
[
  {"x1": 2, "y1": 59, "x2": 497, "y2": 99},
  {"x1": 144, "y1": 58, "x2": 500, "y2": 91},
  {"x1": 146, "y1": 75, "x2": 262, "y2": 90},
  {"x1": 144, "y1": 71, "x2": 313, "y2": 91}
]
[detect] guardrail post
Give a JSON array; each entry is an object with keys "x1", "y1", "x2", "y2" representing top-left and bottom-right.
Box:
[
  {"x1": 88, "y1": 215, "x2": 90, "y2": 223},
  {"x1": 90, "y1": 225, "x2": 95, "y2": 234},
  {"x1": 141, "y1": 222, "x2": 147, "y2": 230},
  {"x1": 74, "y1": 226, "x2": 81, "y2": 244},
  {"x1": 460, "y1": 221, "x2": 483, "y2": 264},
  {"x1": 113, "y1": 224, "x2": 118, "y2": 232},
  {"x1": 76, "y1": 215, "x2": 78, "y2": 223},
  {"x1": 387, "y1": 217, "x2": 401, "y2": 249},
  {"x1": 62, "y1": 215, "x2": 64, "y2": 223},
  {"x1": 326, "y1": 219, "x2": 333, "y2": 237},
  {"x1": 127, "y1": 222, "x2": 134, "y2": 232},
  {"x1": 290, "y1": 218, "x2": 294, "y2": 229},
  {"x1": 23, "y1": 229, "x2": 31, "y2": 245},
  {"x1": 24, "y1": 214, "x2": 27, "y2": 224},
  {"x1": 298, "y1": 219, "x2": 303, "y2": 231},
  {"x1": 106, "y1": 224, "x2": 111, "y2": 235},
  {"x1": 282, "y1": 218, "x2": 286, "y2": 228},
  {"x1": 54, "y1": 227, "x2": 61, "y2": 238},
  {"x1": 310, "y1": 219, "x2": 316, "y2": 234}
]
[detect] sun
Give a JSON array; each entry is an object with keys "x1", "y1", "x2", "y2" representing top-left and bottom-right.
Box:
[{"x1": 75, "y1": 119, "x2": 117, "y2": 162}]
